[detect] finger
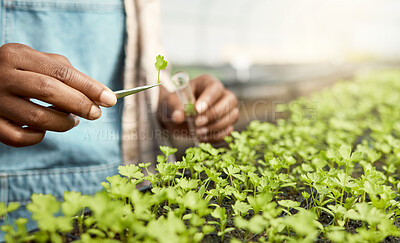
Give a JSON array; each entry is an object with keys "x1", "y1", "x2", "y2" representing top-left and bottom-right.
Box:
[
  {"x1": 48, "y1": 106, "x2": 80, "y2": 127},
  {"x1": 191, "y1": 75, "x2": 225, "y2": 114},
  {"x1": 9, "y1": 70, "x2": 102, "y2": 120},
  {"x1": 2, "y1": 44, "x2": 116, "y2": 107},
  {"x1": 44, "y1": 53, "x2": 73, "y2": 67},
  {"x1": 0, "y1": 117, "x2": 45, "y2": 147},
  {"x1": 0, "y1": 96, "x2": 77, "y2": 132},
  {"x1": 195, "y1": 90, "x2": 238, "y2": 127},
  {"x1": 199, "y1": 125, "x2": 234, "y2": 143},
  {"x1": 197, "y1": 108, "x2": 239, "y2": 136},
  {"x1": 71, "y1": 114, "x2": 80, "y2": 126},
  {"x1": 159, "y1": 92, "x2": 185, "y2": 125}
]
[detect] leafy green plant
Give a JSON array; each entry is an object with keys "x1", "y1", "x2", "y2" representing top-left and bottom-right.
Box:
[
  {"x1": 154, "y1": 55, "x2": 168, "y2": 84},
  {"x1": 2, "y1": 69, "x2": 400, "y2": 242},
  {"x1": 209, "y1": 206, "x2": 234, "y2": 242},
  {"x1": 0, "y1": 202, "x2": 19, "y2": 224}
]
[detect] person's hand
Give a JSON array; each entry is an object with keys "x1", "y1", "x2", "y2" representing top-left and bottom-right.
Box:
[
  {"x1": 158, "y1": 74, "x2": 239, "y2": 143},
  {"x1": 0, "y1": 43, "x2": 117, "y2": 147}
]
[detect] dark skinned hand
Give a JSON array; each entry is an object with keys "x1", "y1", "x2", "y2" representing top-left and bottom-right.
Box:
[
  {"x1": 158, "y1": 74, "x2": 239, "y2": 143},
  {"x1": 0, "y1": 43, "x2": 117, "y2": 147}
]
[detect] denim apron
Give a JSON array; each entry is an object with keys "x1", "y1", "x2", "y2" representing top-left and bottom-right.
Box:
[{"x1": 0, "y1": 0, "x2": 126, "y2": 239}]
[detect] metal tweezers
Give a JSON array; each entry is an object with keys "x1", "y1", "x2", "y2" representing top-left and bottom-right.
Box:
[{"x1": 114, "y1": 83, "x2": 162, "y2": 99}]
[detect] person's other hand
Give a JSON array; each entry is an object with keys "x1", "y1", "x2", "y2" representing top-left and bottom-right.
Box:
[
  {"x1": 0, "y1": 43, "x2": 117, "y2": 147},
  {"x1": 159, "y1": 74, "x2": 239, "y2": 143}
]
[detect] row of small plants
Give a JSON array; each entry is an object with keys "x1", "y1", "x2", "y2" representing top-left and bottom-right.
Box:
[{"x1": 2, "y1": 70, "x2": 400, "y2": 242}]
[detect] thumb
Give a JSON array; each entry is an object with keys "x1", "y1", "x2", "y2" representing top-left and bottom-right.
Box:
[{"x1": 161, "y1": 92, "x2": 185, "y2": 124}]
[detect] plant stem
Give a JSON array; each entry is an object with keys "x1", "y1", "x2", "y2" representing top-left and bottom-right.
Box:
[{"x1": 340, "y1": 166, "x2": 349, "y2": 205}]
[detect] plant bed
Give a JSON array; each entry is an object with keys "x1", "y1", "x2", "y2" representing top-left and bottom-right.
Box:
[{"x1": 2, "y1": 70, "x2": 400, "y2": 242}]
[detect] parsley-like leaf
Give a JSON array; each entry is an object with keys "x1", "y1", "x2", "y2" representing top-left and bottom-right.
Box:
[{"x1": 155, "y1": 55, "x2": 168, "y2": 84}]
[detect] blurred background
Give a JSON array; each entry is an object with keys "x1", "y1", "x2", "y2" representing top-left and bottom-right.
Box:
[{"x1": 160, "y1": 0, "x2": 400, "y2": 148}]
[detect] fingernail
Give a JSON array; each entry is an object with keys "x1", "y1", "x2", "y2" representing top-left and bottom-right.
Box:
[
  {"x1": 197, "y1": 127, "x2": 208, "y2": 135},
  {"x1": 196, "y1": 101, "x2": 208, "y2": 114},
  {"x1": 195, "y1": 116, "x2": 208, "y2": 126},
  {"x1": 73, "y1": 116, "x2": 80, "y2": 127},
  {"x1": 172, "y1": 110, "x2": 183, "y2": 123},
  {"x1": 89, "y1": 105, "x2": 101, "y2": 119},
  {"x1": 99, "y1": 91, "x2": 117, "y2": 107}
]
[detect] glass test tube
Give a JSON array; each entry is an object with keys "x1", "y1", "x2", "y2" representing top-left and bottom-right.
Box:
[{"x1": 171, "y1": 71, "x2": 200, "y2": 147}]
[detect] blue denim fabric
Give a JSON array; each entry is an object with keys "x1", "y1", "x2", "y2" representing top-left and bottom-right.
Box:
[{"x1": 0, "y1": 0, "x2": 126, "y2": 239}]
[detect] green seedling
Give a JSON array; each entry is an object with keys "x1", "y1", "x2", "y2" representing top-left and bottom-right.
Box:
[
  {"x1": 154, "y1": 55, "x2": 168, "y2": 84},
  {"x1": 2, "y1": 70, "x2": 400, "y2": 242}
]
